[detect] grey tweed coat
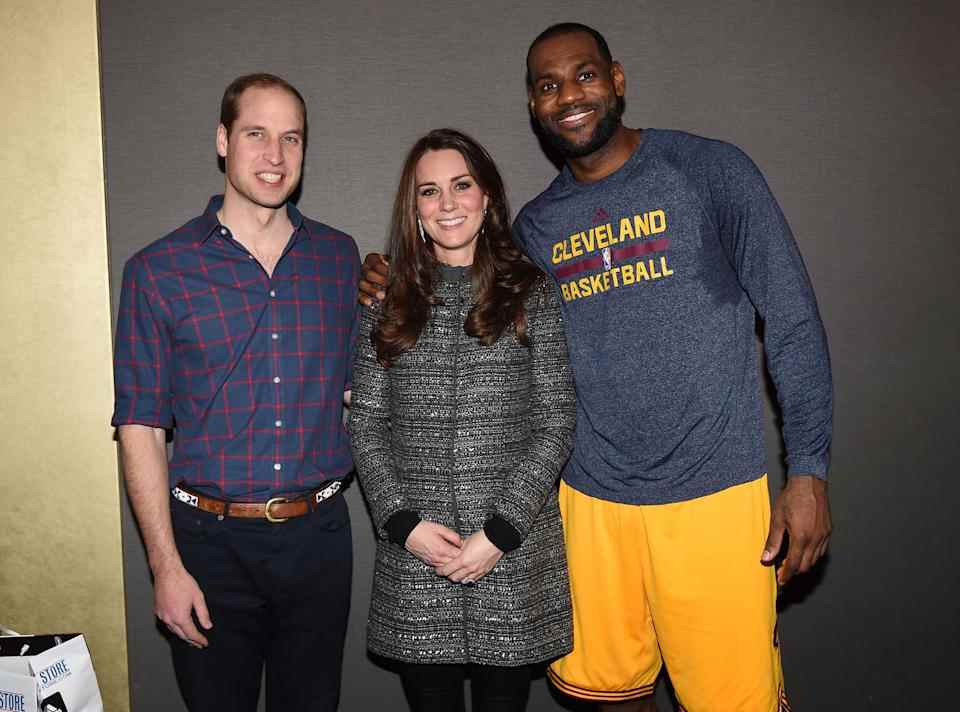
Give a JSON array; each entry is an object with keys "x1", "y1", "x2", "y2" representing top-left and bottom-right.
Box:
[{"x1": 349, "y1": 266, "x2": 575, "y2": 666}]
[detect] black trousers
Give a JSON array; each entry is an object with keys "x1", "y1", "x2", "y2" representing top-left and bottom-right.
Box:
[
  {"x1": 399, "y1": 662, "x2": 533, "y2": 712},
  {"x1": 169, "y1": 492, "x2": 352, "y2": 712}
]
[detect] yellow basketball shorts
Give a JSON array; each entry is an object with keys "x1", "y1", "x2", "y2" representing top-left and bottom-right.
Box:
[{"x1": 548, "y1": 476, "x2": 789, "y2": 712}]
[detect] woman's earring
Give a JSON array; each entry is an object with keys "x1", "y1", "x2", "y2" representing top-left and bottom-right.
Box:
[{"x1": 417, "y1": 216, "x2": 426, "y2": 243}]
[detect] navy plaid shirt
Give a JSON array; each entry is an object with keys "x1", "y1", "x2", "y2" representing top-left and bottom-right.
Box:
[{"x1": 112, "y1": 195, "x2": 361, "y2": 500}]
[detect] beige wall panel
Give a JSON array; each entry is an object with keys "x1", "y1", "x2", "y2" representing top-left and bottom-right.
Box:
[{"x1": 0, "y1": 1, "x2": 129, "y2": 710}]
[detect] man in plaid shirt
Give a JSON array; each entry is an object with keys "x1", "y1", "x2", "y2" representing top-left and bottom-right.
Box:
[{"x1": 112, "y1": 74, "x2": 360, "y2": 711}]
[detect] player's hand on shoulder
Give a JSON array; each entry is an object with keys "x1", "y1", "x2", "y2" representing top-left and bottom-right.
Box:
[{"x1": 359, "y1": 252, "x2": 390, "y2": 306}]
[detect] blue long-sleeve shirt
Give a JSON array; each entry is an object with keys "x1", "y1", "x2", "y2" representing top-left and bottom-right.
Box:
[{"x1": 514, "y1": 129, "x2": 832, "y2": 505}]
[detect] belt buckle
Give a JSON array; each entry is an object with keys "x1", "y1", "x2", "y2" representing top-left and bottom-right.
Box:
[{"x1": 264, "y1": 496, "x2": 289, "y2": 523}]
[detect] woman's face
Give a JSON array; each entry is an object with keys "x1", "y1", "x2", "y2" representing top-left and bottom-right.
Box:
[{"x1": 415, "y1": 149, "x2": 489, "y2": 266}]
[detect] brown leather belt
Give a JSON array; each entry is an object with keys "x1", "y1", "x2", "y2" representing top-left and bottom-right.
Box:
[{"x1": 172, "y1": 481, "x2": 342, "y2": 523}]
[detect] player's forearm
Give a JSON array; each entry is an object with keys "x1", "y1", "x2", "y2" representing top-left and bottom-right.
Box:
[
  {"x1": 118, "y1": 424, "x2": 183, "y2": 575},
  {"x1": 765, "y1": 317, "x2": 833, "y2": 478}
]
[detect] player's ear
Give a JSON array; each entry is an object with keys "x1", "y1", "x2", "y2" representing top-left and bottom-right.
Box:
[{"x1": 611, "y1": 61, "x2": 626, "y2": 98}]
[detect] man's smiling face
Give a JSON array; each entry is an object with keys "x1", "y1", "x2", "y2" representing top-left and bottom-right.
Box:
[
  {"x1": 527, "y1": 31, "x2": 625, "y2": 159},
  {"x1": 216, "y1": 85, "x2": 305, "y2": 210}
]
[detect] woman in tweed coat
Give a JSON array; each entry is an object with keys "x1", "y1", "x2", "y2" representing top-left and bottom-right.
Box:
[{"x1": 349, "y1": 129, "x2": 575, "y2": 712}]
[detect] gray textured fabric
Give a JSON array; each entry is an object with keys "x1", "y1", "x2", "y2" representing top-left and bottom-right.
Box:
[
  {"x1": 514, "y1": 129, "x2": 832, "y2": 506},
  {"x1": 349, "y1": 268, "x2": 575, "y2": 665}
]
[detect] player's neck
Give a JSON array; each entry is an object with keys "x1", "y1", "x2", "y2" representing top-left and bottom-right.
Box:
[{"x1": 567, "y1": 126, "x2": 643, "y2": 184}]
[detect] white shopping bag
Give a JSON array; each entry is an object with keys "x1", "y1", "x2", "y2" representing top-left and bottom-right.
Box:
[
  {"x1": 0, "y1": 668, "x2": 35, "y2": 712},
  {"x1": 0, "y1": 632, "x2": 103, "y2": 712}
]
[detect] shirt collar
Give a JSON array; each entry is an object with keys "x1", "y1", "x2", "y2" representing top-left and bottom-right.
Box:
[{"x1": 198, "y1": 195, "x2": 307, "y2": 243}]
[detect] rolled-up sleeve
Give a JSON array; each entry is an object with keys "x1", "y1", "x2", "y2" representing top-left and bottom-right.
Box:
[{"x1": 111, "y1": 255, "x2": 174, "y2": 429}]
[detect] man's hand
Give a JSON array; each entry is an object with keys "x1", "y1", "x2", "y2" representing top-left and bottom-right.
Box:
[
  {"x1": 118, "y1": 425, "x2": 214, "y2": 645},
  {"x1": 405, "y1": 521, "x2": 462, "y2": 567},
  {"x1": 435, "y1": 530, "x2": 504, "y2": 584},
  {"x1": 762, "y1": 475, "x2": 832, "y2": 585},
  {"x1": 154, "y1": 562, "x2": 213, "y2": 648},
  {"x1": 358, "y1": 253, "x2": 389, "y2": 306}
]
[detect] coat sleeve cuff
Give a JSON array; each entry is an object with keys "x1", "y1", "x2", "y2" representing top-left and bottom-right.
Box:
[
  {"x1": 385, "y1": 509, "x2": 421, "y2": 545},
  {"x1": 483, "y1": 515, "x2": 523, "y2": 553}
]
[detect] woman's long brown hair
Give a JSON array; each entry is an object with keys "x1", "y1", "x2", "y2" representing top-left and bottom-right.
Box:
[{"x1": 373, "y1": 128, "x2": 541, "y2": 367}]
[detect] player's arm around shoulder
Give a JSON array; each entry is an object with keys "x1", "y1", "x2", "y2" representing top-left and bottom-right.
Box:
[{"x1": 358, "y1": 252, "x2": 389, "y2": 305}]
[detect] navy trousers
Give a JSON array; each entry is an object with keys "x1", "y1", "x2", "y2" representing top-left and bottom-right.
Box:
[{"x1": 169, "y1": 491, "x2": 352, "y2": 711}]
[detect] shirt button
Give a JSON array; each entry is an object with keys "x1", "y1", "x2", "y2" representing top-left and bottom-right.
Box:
[
  {"x1": 248, "y1": 255, "x2": 254, "y2": 260},
  {"x1": 275, "y1": 420, "x2": 282, "y2": 427},
  {"x1": 219, "y1": 227, "x2": 227, "y2": 236},
  {"x1": 269, "y1": 290, "x2": 276, "y2": 298},
  {"x1": 273, "y1": 463, "x2": 282, "y2": 471},
  {"x1": 271, "y1": 333, "x2": 279, "y2": 340},
  {"x1": 273, "y1": 376, "x2": 281, "y2": 384}
]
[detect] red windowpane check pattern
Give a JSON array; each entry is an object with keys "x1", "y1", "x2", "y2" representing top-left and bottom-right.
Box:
[{"x1": 112, "y1": 196, "x2": 360, "y2": 500}]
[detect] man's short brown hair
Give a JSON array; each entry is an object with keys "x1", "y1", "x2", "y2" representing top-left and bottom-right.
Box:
[{"x1": 219, "y1": 73, "x2": 307, "y2": 138}]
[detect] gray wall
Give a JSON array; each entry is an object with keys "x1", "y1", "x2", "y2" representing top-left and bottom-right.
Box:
[{"x1": 100, "y1": 1, "x2": 960, "y2": 709}]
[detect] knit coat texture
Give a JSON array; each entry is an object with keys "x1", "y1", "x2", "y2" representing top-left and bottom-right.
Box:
[{"x1": 349, "y1": 268, "x2": 575, "y2": 666}]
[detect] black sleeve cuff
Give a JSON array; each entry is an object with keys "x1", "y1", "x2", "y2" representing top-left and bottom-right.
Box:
[
  {"x1": 483, "y1": 515, "x2": 523, "y2": 553},
  {"x1": 385, "y1": 510, "x2": 421, "y2": 546}
]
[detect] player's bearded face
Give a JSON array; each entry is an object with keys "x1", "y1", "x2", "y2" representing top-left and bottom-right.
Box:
[
  {"x1": 527, "y1": 32, "x2": 626, "y2": 160},
  {"x1": 537, "y1": 92, "x2": 624, "y2": 159}
]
